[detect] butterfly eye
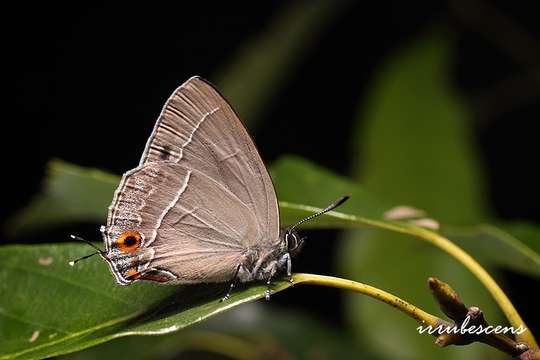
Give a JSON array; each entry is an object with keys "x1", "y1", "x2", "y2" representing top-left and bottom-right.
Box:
[{"x1": 116, "y1": 231, "x2": 142, "y2": 253}]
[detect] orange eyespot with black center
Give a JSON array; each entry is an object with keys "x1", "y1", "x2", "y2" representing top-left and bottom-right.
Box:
[{"x1": 116, "y1": 230, "x2": 142, "y2": 253}]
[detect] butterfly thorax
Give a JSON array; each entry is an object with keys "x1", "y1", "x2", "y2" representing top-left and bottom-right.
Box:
[{"x1": 237, "y1": 229, "x2": 297, "y2": 283}]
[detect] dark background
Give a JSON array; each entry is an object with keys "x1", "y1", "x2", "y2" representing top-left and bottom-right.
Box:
[{"x1": 4, "y1": 0, "x2": 540, "y2": 350}]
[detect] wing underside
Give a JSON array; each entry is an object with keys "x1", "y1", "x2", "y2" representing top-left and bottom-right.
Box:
[{"x1": 139, "y1": 76, "x2": 280, "y2": 246}]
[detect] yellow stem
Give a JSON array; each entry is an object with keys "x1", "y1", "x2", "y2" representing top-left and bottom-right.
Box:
[
  {"x1": 281, "y1": 202, "x2": 537, "y2": 347},
  {"x1": 343, "y1": 212, "x2": 536, "y2": 347},
  {"x1": 292, "y1": 273, "x2": 441, "y2": 327}
]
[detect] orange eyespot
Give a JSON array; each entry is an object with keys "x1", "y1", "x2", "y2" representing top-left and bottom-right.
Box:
[{"x1": 116, "y1": 230, "x2": 142, "y2": 253}]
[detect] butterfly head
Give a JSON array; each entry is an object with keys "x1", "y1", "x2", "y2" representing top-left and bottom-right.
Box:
[
  {"x1": 282, "y1": 196, "x2": 351, "y2": 258},
  {"x1": 284, "y1": 229, "x2": 304, "y2": 258}
]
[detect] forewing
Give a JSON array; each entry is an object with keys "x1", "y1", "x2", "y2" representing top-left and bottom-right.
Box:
[{"x1": 139, "y1": 76, "x2": 279, "y2": 245}]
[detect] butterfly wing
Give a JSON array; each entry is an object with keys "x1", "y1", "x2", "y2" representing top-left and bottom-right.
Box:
[
  {"x1": 105, "y1": 161, "x2": 259, "y2": 283},
  {"x1": 139, "y1": 76, "x2": 280, "y2": 247}
]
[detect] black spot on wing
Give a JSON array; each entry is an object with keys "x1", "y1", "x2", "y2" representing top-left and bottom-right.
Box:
[{"x1": 158, "y1": 145, "x2": 172, "y2": 160}]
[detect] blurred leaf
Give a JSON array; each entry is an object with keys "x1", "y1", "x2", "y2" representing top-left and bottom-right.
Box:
[
  {"x1": 6, "y1": 159, "x2": 118, "y2": 235},
  {"x1": 447, "y1": 224, "x2": 540, "y2": 278},
  {"x1": 214, "y1": 0, "x2": 349, "y2": 129},
  {"x1": 199, "y1": 304, "x2": 374, "y2": 360},
  {"x1": 59, "y1": 330, "x2": 258, "y2": 360},
  {"x1": 271, "y1": 155, "x2": 390, "y2": 225},
  {"x1": 58, "y1": 329, "x2": 262, "y2": 360},
  {"x1": 0, "y1": 243, "x2": 291, "y2": 360},
  {"x1": 340, "y1": 32, "x2": 503, "y2": 359},
  {"x1": 61, "y1": 304, "x2": 371, "y2": 360},
  {"x1": 500, "y1": 222, "x2": 540, "y2": 257}
]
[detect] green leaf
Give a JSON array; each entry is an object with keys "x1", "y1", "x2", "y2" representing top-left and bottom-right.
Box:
[
  {"x1": 60, "y1": 304, "x2": 370, "y2": 360},
  {"x1": 58, "y1": 330, "x2": 258, "y2": 360},
  {"x1": 447, "y1": 224, "x2": 540, "y2": 278},
  {"x1": 271, "y1": 155, "x2": 389, "y2": 225},
  {"x1": 339, "y1": 32, "x2": 502, "y2": 359},
  {"x1": 6, "y1": 159, "x2": 118, "y2": 235},
  {"x1": 0, "y1": 244, "x2": 291, "y2": 360},
  {"x1": 499, "y1": 222, "x2": 540, "y2": 258}
]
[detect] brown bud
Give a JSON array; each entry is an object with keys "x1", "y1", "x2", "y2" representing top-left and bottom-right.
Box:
[
  {"x1": 519, "y1": 348, "x2": 540, "y2": 360},
  {"x1": 428, "y1": 277, "x2": 468, "y2": 322}
]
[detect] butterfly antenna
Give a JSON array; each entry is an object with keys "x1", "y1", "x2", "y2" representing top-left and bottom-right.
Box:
[
  {"x1": 68, "y1": 234, "x2": 104, "y2": 266},
  {"x1": 287, "y1": 196, "x2": 350, "y2": 233}
]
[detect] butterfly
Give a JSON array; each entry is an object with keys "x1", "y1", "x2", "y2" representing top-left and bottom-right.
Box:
[{"x1": 71, "y1": 76, "x2": 347, "y2": 300}]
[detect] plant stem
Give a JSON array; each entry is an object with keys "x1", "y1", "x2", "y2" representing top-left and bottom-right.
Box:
[
  {"x1": 291, "y1": 274, "x2": 531, "y2": 357},
  {"x1": 357, "y1": 218, "x2": 537, "y2": 348},
  {"x1": 281, "y1": 202, "x2": 537, "y2": 348},
  {"x1": 292, "y1": 273, "x2": 440, "y2": 327}
]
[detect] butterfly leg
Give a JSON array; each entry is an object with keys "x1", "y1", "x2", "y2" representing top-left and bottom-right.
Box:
[
  {"x1": 262, "y1": 252, "x2": 293, "y2": 300},
  {"x1": 275, "y1": 252, "x2": 294, "y2": 285},
  {"x1": 265, "y1": 277, "x2": 273, "y2": 301},
  {"x1": 261, "y1": 265, "x2": 276, "y2": 301},
  {"x1": 220, "y1": 264, "x2": 242, "y2": 302},
  {"x1": 284, "y1": 253, "x2": 293, "y2": 284}
]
